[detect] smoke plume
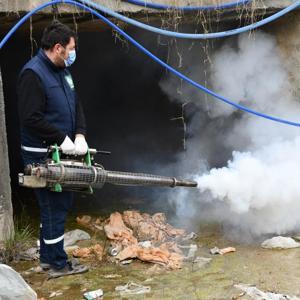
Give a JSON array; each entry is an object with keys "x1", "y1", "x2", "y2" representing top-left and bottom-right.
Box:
[{"x1": 160, "y1": 31, "x2": 300, "y2": 238}]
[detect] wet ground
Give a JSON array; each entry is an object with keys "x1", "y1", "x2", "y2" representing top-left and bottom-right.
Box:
[{"x1": 11, "y1": 220, "x2": 300, "y2": 300}]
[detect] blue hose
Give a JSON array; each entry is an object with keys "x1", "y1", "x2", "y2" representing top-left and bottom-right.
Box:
[
  {"x1": 1, "y1": 0, "x2": 300, "y2": 127},
  {"x1": 76, "y1": 0, "x2": 300, "y2": 39},
  {"x1": 123, "y1": 0, "x2": 251, "y2": 11}
]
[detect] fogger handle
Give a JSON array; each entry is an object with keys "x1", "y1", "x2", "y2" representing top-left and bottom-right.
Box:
[{"x1": 49, "y1": 146, "x2": 111, "y2": 155}]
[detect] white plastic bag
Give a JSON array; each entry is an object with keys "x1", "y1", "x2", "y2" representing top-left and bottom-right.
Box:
[{"x1": 261, "y1": 236, "x2": 300, "y2": 249}]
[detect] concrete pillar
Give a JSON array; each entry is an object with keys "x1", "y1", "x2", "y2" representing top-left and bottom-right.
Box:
[{"x1": 0, "y1": 67, "x2": 14, "y2": 242}]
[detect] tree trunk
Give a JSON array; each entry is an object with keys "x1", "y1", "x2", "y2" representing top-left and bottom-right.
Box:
[{"x1": 0, "y1": 67, "x2": 14, "y2": 242}]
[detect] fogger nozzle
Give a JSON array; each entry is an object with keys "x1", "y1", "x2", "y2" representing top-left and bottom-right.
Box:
[{"x1": 29, "y1": 163, "x2": 197, "y2": 189}]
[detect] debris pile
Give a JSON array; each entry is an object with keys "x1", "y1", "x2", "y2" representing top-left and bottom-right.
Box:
[{"x1": 103, "y1": 211, "x2": 188, "y2": 269}]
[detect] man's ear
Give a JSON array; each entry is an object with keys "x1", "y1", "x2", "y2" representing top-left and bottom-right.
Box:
[{"x1": 52, "y1": 43, "x2": 62, "y2": 54}]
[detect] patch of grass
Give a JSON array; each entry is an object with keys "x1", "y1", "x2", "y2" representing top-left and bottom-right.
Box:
[
  {"x1": 5, "y1": 222, "x2": 34, "y2": 248},
  {"x1": 1, "y1": 212, "x2": 35, "y2": 263}
]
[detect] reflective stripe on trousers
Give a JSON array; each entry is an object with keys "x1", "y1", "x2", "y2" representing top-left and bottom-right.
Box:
[{"x1": 35, "y1": 188, "x2": 73, "y2": 269}]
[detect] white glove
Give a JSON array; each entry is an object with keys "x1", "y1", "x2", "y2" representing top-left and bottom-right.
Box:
[
  {"x1": 74, "y1": 135, "x2": 88, "y2": 155},
  {"x1": 60, "y1": 136, "x2": 75, "y2": 155}
]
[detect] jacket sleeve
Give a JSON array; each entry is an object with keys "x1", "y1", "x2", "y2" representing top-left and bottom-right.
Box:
[
  {"x1": 18, "y1": 70, "x2": 66, "y2": 145},
  {"x1": 75, "y1": 94, "x2": 87, "y2": 136}
]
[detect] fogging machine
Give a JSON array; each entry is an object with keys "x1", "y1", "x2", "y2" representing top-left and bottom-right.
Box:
[{"x1": 18, "y1": 145, "x2": 197, "y2": 193}]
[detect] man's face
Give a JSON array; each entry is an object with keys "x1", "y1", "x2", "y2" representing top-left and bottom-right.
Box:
[{"x1": 53, "y1": 37, "x2": 76, "y2": 67}]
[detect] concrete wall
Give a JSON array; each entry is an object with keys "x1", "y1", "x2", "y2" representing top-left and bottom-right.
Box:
[
  {"x1": 275, "y1": 12, "x2": 300, "y2": 99},
  {"x1": 0, "y1": 0, "x2": 297, "y2": 13},
  {"x1": 0, "y1": 67, "x2": 14, "y2": 242}
]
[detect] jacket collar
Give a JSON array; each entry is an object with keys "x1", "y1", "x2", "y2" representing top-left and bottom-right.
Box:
[{"x1": 37, "y1": 48, "x2": 65, "y2": 72}]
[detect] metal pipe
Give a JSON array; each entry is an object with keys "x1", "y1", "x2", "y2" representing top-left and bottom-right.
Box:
[
  {"x1": 106, "y1": 170, "x2": 197, "y2": 187},
  {"x1": 30, "y1": 164, "x2": 197, "y2": 188}
]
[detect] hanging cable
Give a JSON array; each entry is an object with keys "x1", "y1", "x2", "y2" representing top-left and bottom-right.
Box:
[
  {"x1": 76, "y1": 0, "x2": 300, "y2": 39},
  {"x1": 1, "y1": 0, "x2": 300, "y2": 127},
  {"x1": 122, "y1": 0, "x2": 252, "y2": 11},
  {"x1": 1, "y1": 0, "x2": 300, "y2": 40}
]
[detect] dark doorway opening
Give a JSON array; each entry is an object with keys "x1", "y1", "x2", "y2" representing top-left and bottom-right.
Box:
[{"x1": 0, "y1": 17, "x2": 186, "y2": 217}]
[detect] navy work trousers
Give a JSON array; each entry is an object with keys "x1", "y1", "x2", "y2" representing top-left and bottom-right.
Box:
[{"x1": 22, "y1": 150, "x2": 73, "y2": 270}]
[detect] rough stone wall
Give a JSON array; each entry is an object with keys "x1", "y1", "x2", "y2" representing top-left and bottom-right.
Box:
[
  {"x1": 275, "y1": 12, "x2": 300, "y2": 99},
  {"x1": 0, "y1": 0, "x2": 297, "y2": 13},
  {"x1": 0, "y1": 67, "x2": 14, "y2": 242}
]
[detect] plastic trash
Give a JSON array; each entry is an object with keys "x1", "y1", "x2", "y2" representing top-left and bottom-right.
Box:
[
  {"x1": 108, "y1": 244, "x2": 122, "y2": 256},
  {"x1": 64, "y1": 229, "x2": 91, "y2": 247},
  {"x1": 210, "y1": 246, "x2": 236, "y2": 255},
  {"x1": 22, "y1": 266, "x2": 45, "y2": 276},
  {"x1": 120, "y1": 259, "x2": 133, "y2": 265},
  {"x1": 138, "y1": 241, "x2": 152, "y2": 248},
  {"x1": 210, "y1": 247, "x2": 220, "y2": 255},
  {"x1": 83, "y1": 289, "x2": 103, "y2": 300},
  {"x1": 186, "y1": 244, "x2": 198, "y2": 259},
  {"x1": 49, "y1": 291, "x2": 63, "y2": 298},
  {"x1": 261, "y1": 236, "x2": 300, "y2": 249},
  {"x1": 19, "y1": 247, "x2": 39, "y2": 261},
  {"x1": 235, "y1": 284, "x2": 300, "y2": 300},
  {"x1": 115, "y1": 282, "x2": 151, "y2": 296},
  {"x1": 103, "y1": 274, "x2": 122, "y2": 279},
  {"x1": 181, "y1": 232, "x2": 198, "y2": 241}
]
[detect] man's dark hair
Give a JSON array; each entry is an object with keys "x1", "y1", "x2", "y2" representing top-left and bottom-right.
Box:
[{"x1": 41, "y1": 20, "x2": 77, "y2": 50}]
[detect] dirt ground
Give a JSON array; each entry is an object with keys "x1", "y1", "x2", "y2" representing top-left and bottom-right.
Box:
[{"x1": 11, "y1": 221, "x2": 300, "y2": 300}]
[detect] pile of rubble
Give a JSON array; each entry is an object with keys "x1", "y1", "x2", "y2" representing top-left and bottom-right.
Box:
[{"x1": 77, "y1": 210, "x2": 197, "y2": 269}]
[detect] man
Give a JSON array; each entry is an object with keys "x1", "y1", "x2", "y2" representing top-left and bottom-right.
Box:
[{"x1": 18, "y1": 20, "x2": 88, "y2": 278}]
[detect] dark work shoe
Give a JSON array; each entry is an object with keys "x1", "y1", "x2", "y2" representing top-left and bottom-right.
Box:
[
  {"x1": 68, "y1": 257, "x2": 80, "y2": 267},
  {"x1": 42, "y1": 258, "x2": 79, "y2": 271},
  {"x1": 40, "y1": 262, "x2": 51, "y2": 271},
  {"x1": 48, "y1": 261, "x2": 88, "y2": 279}
]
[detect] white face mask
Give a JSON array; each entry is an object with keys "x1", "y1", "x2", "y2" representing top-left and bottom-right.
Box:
[{"x1": 64, "y1": 49, "x2": 76, "y2": 67}]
